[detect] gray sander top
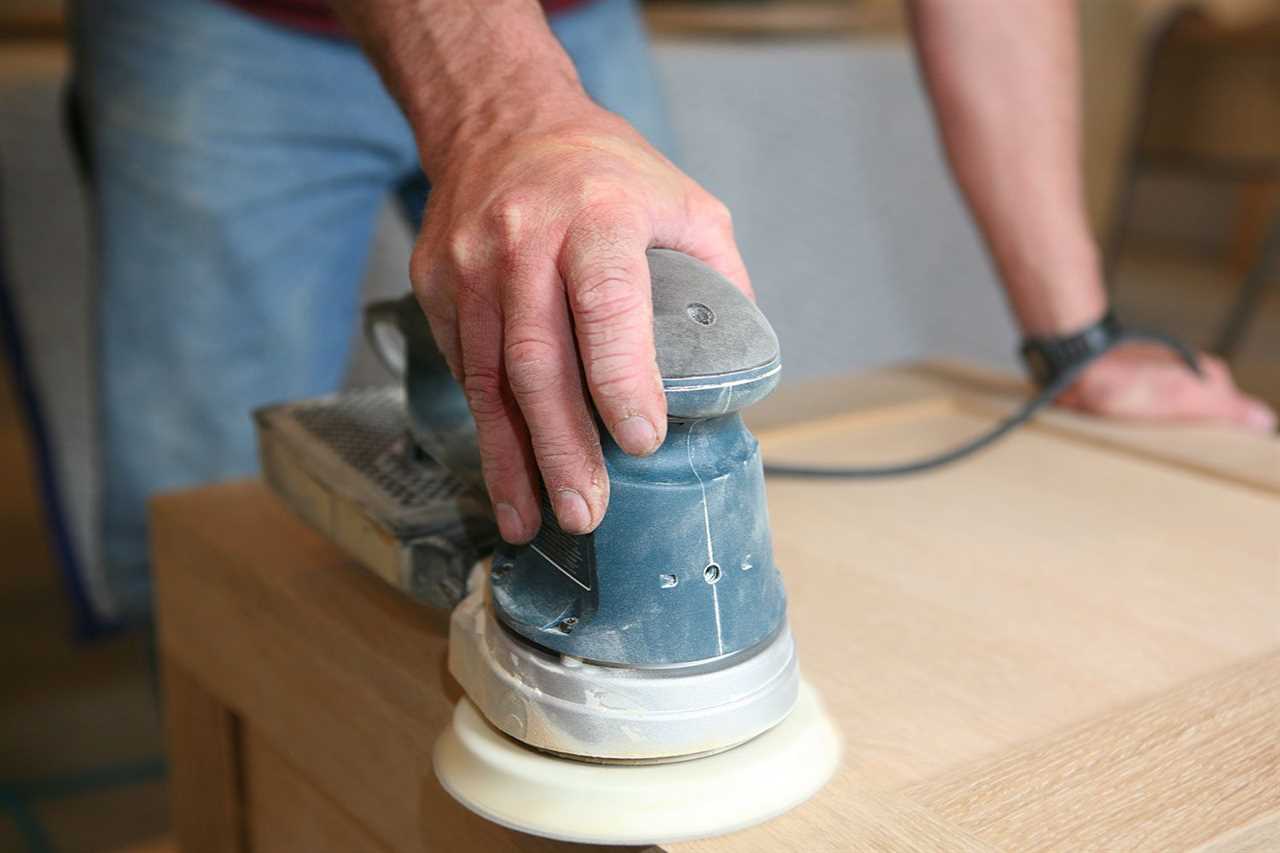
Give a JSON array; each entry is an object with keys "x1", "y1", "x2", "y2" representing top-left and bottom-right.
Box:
[{"x1": 649, "y1": 249, "x2": 780, "y2": 382}]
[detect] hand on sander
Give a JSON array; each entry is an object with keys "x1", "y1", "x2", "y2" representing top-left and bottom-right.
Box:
[{"x1": 421, "y1": 250, "x2": 840, "y2": 845}]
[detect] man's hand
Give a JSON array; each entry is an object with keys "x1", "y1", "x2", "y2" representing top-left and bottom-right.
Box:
[
  {"x1": 411, "y1": 104, "x2": 750, "y2": 543},
  {"x1": 328, "y1": 0, "x2": 749, "y2": 543},
  {"x1": 1058, "y1": 346, "x2": 1277, "y2": 432},
  {"x1": 907, "y1": 1, "x2": 1274, "y2": 435}
]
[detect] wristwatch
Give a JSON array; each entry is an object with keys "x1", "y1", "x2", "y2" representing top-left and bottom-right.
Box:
[{"x1": 1019, "y1": 311, "x2": 1123, "y2": 388}]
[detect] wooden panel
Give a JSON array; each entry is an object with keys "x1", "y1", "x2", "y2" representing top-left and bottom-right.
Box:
[
  {"x1": 689, "y1": 369, "x2": 1280, "y2": 848},
  {"x1": 244, "y1": 726, "x2": 392, "y2": 853},
  {"x1": 907, "y1": 653, "x2": 1280, "y2": 852},
  {"x1": 153, "y1": 363, "x2": 1280, "y2": 852},
  {"x1": 159, "y1": 660, "x2": 244, "y2": 853},
  {"x1": 911, "y1": 361, "x2": 1280, "y2": 494},
  {"x1": 1198, "y1": 813, "x2": 1280, "y2": 853},
  {"x1": 152, "y1": 485, "x2": 647, "y2": 853},
  {"x1": 751, "y1": 360, "x2": 1280, "y2": 494},
  {"x1": 670, "y1": 767, "x2": 998, "y2": 853}
]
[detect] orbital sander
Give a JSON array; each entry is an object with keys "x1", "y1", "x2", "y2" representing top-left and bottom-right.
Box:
[{"x1": 258, "y1": 250, "x2": 839, "y2": 845}]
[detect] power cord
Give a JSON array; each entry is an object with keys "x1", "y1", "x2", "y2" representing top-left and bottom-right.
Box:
[{"x1": 762, "y1": 330, "x2": 1200, "y2": 480}]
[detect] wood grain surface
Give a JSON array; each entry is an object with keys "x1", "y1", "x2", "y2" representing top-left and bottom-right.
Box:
[
  {"x1": 160, "y1": 661, "x2": 245, "y2": 853},
  {"x1": 153, "y1": 362, "x2": 1280, "y2": 851},
  {"x1": 244, "y1": 729, "x2": 395, "y2": 853}
]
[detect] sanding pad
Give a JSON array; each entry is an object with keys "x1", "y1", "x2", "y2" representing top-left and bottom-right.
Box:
[{"x1": 433, "y1": 679, "x2": 841, "y2": 845}]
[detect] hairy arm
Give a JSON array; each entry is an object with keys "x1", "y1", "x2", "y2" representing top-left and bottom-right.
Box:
[
  {"x1": 332, "y1": 1, "x2": 584, "y2": 177},
  {"x1": 907, "y1": 0, "x2": 1273, "y2": 430},
  {"x1": 330, "y1": 1, "x2": 752, "y2": 539}
]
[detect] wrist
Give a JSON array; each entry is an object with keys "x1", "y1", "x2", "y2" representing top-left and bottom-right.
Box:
[
  {"x1": 1018, "y1": 292, "x2": 1108, "y2": 337},
  {"x1": 1005, "y1": 246, "x2": 1108, "y2": 337},
  {"x1": 331, "y1": 0, "x2": 593, "y2": 180},
  {"x1": 1019, "y1": 309, "x2": 1121, "y2": 388},
  {"x1": 415, "y1": 74, "x2": 597, "y2": 179},
  {"x1": 1017, "y1": 290, "x2": 1108, "y2": 338}
]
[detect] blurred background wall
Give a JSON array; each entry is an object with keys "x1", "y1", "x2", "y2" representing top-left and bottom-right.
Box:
[{"x1": 1, "y1": 1, "x2": 1277, "y2": 850}]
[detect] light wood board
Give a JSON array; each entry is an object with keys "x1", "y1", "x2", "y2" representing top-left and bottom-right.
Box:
[{"x1": 153, "y1": 361, "x2": 1280, "y2": 851}]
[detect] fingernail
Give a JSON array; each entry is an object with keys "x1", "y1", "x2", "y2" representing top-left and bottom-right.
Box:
[
  {"x1": 494, "y1": 502, "x2": 527, "y2": 543},
  {"x1": 553, "y1": 488, "x2": 592, "y2": 534},
  {"x1": 1244, "y1": 403, "x2": 1278, "y2": 433},
  {"x1": 614, "y1": 415, "x2": 660, "y2": 455}
]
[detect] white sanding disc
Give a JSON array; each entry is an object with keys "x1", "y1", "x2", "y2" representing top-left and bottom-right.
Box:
[{"x1": 433, "y1": 679, "x2": 841, "y2": 845}]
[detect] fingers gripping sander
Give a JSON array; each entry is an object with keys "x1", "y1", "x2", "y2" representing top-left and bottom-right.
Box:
[{"x1": 389, "y1": 251, "x2": 838, "y2": 843}]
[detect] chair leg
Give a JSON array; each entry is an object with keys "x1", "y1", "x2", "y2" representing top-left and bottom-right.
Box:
[
  {"x1": 1226, "y1": 180, "x2": 1279, "y2": 282},
  {"x1": 1213, "y1": 214, "x2": 1279, "y2": 359}
]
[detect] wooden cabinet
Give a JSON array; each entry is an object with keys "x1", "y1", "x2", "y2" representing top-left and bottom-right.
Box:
[{"x1": 154, "y1": 362, "x2": 1280, "y2": 852}]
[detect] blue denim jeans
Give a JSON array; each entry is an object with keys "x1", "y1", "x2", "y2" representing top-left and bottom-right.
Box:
[{"x1": 72, "y1": 0, "x2": 671, "y2": 621}]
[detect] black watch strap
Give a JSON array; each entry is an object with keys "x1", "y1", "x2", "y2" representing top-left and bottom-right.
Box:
[{"x1": 1019, "y1": 311, "x2": 1123, "y2": 388}]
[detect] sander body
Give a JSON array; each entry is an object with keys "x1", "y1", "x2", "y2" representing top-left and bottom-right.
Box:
[{"x1": 266, "y1": 250, "x2": 839, "y2": 844}]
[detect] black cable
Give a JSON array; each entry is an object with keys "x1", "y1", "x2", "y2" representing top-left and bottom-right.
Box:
[{"x1": 762, "y1": 330, "x2": 1200, "y2": 480}]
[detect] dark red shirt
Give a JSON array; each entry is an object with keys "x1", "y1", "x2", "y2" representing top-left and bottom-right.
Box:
[{"x1": 228, "y1": 0, "x2": 588, "y2": 37}]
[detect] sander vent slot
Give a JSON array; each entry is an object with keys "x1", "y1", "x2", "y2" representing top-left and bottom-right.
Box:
[
  {"x1": 254, "y1": 387, "x2": 495, "y2": 610},
  {"x1": 289, "y1": 387, "x2": 467, "y2": 508}
]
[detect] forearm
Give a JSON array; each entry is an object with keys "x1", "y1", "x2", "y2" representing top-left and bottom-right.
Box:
[
  {"x1": 329, "y1": 0, "x2": 591, "y2": 178},
  {"x1": 907, "y1": 0, "x2": 1105, "y2": 336}
]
